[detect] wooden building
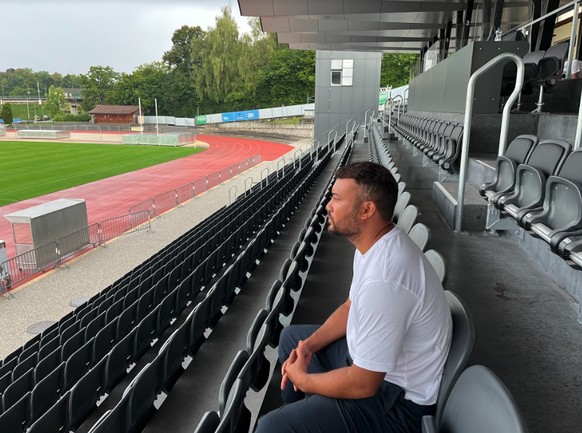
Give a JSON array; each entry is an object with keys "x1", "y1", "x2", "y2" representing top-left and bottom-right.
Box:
[{"x1": 88, "y1": 105, "x2": 139, "y2": 124}]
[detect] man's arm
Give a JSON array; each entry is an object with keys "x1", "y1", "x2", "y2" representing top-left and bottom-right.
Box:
[
  {"x1": 281, "y1": 299, "x2": 351, "y2": 391},
  {"x1": 285, "y1": 351, "x2": 386, "y2": 399},
  {"x1": 302, "y1": 299, "x2": 351, "y2": 353}
]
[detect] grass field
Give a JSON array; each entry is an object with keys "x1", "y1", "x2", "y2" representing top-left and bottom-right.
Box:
[
  {"x1": 0, "y1": 141, "x2": 203, "y2": 206},
  {"x1": 2, "y1": 103, "x2": 44, "y2": 121}
]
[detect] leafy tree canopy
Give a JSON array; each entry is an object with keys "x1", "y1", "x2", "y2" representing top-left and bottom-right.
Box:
[{"x1": 380, "y1": 53, "x2": 419, "y2": 88}]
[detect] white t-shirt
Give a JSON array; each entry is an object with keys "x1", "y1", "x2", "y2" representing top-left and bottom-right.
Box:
[
  {"x1": 563, "y1": 59, "x2": 582, "y2": 76},
  {"x1": 346, "y1": 226, "x2": 452, "y2": 405}
]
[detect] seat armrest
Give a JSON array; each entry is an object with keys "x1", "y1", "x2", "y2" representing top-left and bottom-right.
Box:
[{"x1": 422, "y1": 415, "x2": 438, "y2": 433}]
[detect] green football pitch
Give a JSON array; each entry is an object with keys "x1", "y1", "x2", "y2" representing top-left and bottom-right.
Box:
[{"x1": 0, "y1": 141, "x2": 203, "y2": 206}]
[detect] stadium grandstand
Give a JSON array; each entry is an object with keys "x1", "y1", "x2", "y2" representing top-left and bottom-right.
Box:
[{"x1": 1, "y1": 1, "x2": 582, "y2": 433}]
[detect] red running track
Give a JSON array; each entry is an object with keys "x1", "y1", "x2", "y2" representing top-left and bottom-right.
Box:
[{"x1": 0, "y1": 134, "x2": 293, "y2": 258}]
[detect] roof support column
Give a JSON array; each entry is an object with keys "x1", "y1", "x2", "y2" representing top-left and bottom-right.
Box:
[
  {"x1": 455, "y1": 11, "x2": 464, "y2": 51},
  {"x1": 443, "y1": 21, "x2": 453, "y2": 59},
  {"x1": 539, "y1": 0, "x2": 561, "y2": 49},
  {"x1": 461, "y1": 0, "x2": 475, "y2": 48},
  {"x1": 482, "y1": 0, "x2": 492, "y2": 40}
]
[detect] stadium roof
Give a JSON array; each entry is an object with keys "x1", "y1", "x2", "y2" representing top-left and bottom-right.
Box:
[
  {"x1": 237, "y1": 0, "x2": 533, "y2": 53},
  {"x1": 88, "y1": 105, "x2": 140, "y2": 115}
]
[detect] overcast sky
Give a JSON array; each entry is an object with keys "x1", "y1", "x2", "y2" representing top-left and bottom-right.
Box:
[{"x1": 1, "y1": 0, "x2": 253, "y2": 75}]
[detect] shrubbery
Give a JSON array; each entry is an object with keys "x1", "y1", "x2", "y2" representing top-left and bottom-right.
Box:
[{"x1": 53, "y1": 113, "x2": 91, "y2": 122}]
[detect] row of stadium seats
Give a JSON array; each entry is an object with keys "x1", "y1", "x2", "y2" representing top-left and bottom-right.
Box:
[
  {"x1": 480, "y1": 134, "x2": 582, "y2": 269},
  {"x1": 389, "y1": 113, "x2": 464, "y2": 174},
  {"x1": 368, "y1": 121, "x2": 528, "y2": 433},
  {"x1": 0, "y1": 141, "x2": 337, "y2": 432},
  {"x1": 192, "y1": 128, "x2": 356, "y2": 433},
  {"x1": 194, "y1": 123, "x2": 460, "y2": 433}
]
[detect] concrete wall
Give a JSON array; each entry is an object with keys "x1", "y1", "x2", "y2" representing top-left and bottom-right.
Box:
[
  {"x1": 314, "y1": 51, "x2": 382, "y2": 145},
  {"x1": 408, "y1": 41, "x2": 529, "y2": 114}
]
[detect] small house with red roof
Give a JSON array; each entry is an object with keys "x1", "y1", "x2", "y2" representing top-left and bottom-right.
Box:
[{"x1": 88, "y1": 105, "x2": 140, "y2": 124}]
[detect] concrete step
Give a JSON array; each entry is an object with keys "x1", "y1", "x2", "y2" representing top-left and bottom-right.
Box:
[{"x1": 433, "y1": 180, "x2": 488, "y2": 231}]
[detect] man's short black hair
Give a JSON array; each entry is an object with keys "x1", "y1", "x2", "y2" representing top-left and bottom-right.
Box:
[{"x1": 335, "y1": 161, "x2": 399, "y2": 221}]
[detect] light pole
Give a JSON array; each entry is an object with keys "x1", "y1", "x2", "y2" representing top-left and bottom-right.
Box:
[{"x1": 26, "y1": 91, "x2": 31, "y2": 120}]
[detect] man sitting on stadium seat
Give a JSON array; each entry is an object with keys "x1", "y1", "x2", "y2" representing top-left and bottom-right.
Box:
[{"x1": 255, "y1": 161, "x2": 452, "y2": 433}]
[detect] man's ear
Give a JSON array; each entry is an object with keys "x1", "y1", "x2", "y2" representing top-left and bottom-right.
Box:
[{"x1": 360, "y1": 200, "x2": 377, "y2": 220}]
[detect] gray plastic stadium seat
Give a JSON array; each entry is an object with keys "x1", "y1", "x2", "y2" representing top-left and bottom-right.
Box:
[
  {"x1": 522, "y1": 150, "x2": 582, "y2": 250},
  {"x1": 396, "y1": 205, "x2": 418, "y2": 234},
  {"x1": 392, "y1": 191, "x2": 411, "y2": 224},
  {"x1": 422, "y1": 365, "x2": 529, "y2": 433},
  {"x1": 193, "y1": 411, "x2": 220, "y2": 433},
  {"x1": 498, "y1": 139, "x2": 571, "y2": 224},
  {"x1": 409, "y1": 223, "x2": 431, "y2": 252},
  {"x1": 218, "y1": 350, "x2": 250, "y2": 415},
  {"x1": 0, "y1": 391, "x2": 31, "y2": 433},
  {"x1": 435, "y1": 291, "x2": 475, "y2": 424},
  {"x1": 425, "y1": 249, "x2": 447, "y2": 286},
  {"x1": 481, "y1": 135, "x2": 539, "y2": 204},
  {"x1": 215, "y1": 378, "x2": 251, "y2": 433}
]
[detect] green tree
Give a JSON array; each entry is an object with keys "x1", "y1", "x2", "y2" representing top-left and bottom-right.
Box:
[
  {"x1": 109, "y1": 62, "x2": 168, "y2": 114},
  {"x1": 163, "y1": 25, "x2": 206, "y2": 116},
  {"x1": 380, "y1": 54, "x2": 419, "y2": 88},
  {"x1": 163, "y1": 25, "x2": 205, "y2": 72},
  {"x1": 194, "y1": 7, "x2": 247, "y2": 108},
  {"x1": 44, "y1": 85, "x2": 70, "y2": 117},
  {"x1": 79, "y1": 66, "x2": 120, "y2": 111},
  {"x1": 1, "y1": 103, "x2": 13, "y2": 124},
  {"x1": 256, "y1": 46, "x2": 315, "y2": 106}
]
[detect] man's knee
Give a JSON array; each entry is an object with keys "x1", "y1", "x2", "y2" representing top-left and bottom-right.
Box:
[
  {"x1": 278, "y1": 325, "x2": 317, "y2": 362},
  {"x1": 254, "y1": 408, "x2": 286, "y2": 433}
]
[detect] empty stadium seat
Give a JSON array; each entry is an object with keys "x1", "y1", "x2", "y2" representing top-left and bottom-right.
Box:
[
  {"x1": 125, "y1": 354, "x2": 166, "y2": 433},
  {"x1": 425, "y1": 249, "x2": 447, "y2": 286},
  {"x1": 2, "y1": 367, "x2": 34, "y2": 412},
  {"x1": 27, "y1": 390, "x2": 70, "y2": 433},
  {"x1": 393, "y1": 191, "x2": 411, "y2": 223},
  {"x1": 396, "y1": 205, "x2": 419, "y2": 234},
  {"x1": 218, "y1": 350, "x2": 250, "y2": 415},
  {"x1": 409, "y1": 223, "x2": 431, "y2": 252},
  {"x1": 193, "y1": 410, "x2": 221, "y2": 433},
  {"x1": 521, "y1": 150, "x2": 582, "y2": 250},
  {"x1": 422, "y1": 365, "x2": 528, "y2": 433},
  {"x1": 69, "y1": 356, "x2": 107, "y2": 430},
  {"x1": 434, "y1": 291, "x2": 475, "y2": 424},
  {"x1": 0, "y1": 391, "x2": 31, "y2": 433},
  {"x1": 30, "y1": 362, "x2": 64, "y2": 423},
  {"x1": 498, "y1": 139, "x2": 571, "y2": 224},
  {"x1": 481, "y1": 134, "x2": 539, "y2": 204},
  {"x1": 214, "y1": 378, "x2": 251, "y2": 433}
]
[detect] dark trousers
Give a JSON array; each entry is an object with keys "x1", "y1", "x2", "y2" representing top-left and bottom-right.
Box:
[{"x1": 254, "y1": 325, "x2": 434, "y2": 433}]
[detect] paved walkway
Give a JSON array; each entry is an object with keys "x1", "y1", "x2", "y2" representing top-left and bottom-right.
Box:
[{"x1": 0, "y1": 134, "x2": 293, "y2": 257}]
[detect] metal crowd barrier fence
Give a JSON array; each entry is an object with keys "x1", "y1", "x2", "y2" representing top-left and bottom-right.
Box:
[
  {"x1": 129, "y1": 154, "x2": 261, "y2": 217},
  {"x1": 0, "y1": 211, "x2": 151, "y2": 293}
]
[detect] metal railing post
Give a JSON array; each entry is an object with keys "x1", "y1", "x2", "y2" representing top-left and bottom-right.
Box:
[
  {"x1": 261, "y1": 167, "x2": 270, "y2": 187},
  {"x1": 364, "y1": 108, "x2": 374, "y2": 140},
  {"x1": 294, "y1": 149, "x2": 303, "y2": 170},
  {"x1": 229, "y1": 186, "x2": 237, "y2": 204},
  {"x1": 277, "y1": 158, "x2": 286, "y2": 178},
  {"x1": 327, "y1": 129, "x2": 335, "y2": 152},
  {"x1": 345, "y1": 119, "x2": 354, "y2": 141},
  {"x1": 455, "y1": 52, "x2": 524, "y2": 232},
  {"x1": 575, "y1": 86, "x2": 582, "y2": 149}
]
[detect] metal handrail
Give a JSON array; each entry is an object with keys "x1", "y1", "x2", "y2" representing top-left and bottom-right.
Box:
[
  {"x1": 455, "y1": 52, "x2": 525, "y2": 232},
  {"x1": 294, "y1": 149, "x2": 303, "y2": 170},
  {"x1": 364, "y1": 108, "x2": 375, "y2": 139}
]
